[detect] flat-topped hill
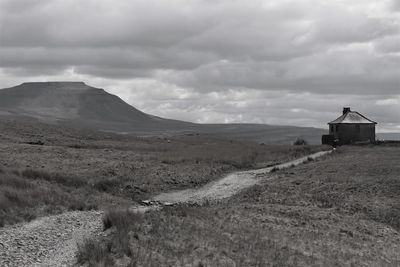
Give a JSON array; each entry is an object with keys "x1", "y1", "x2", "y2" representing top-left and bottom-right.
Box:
[{"x1": 0, "y1": 82, "x2": 326, "y2": 144}]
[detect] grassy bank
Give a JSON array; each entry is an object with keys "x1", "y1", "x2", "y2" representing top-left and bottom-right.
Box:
[{"x1": 0, "y1": 168, "x2": 96, "y2": 226}]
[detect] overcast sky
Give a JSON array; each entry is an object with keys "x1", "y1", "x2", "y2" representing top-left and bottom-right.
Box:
[{"x1": 1, "y1": 0, "x2": 399, "y2": 132}]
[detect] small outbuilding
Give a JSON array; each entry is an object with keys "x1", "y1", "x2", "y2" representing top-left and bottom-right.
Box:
[{"x1": 322, "y1": 107, "x2": 377, "y2": 145}]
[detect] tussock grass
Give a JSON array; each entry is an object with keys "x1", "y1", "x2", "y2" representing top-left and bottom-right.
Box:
[
  {"x1": 102, "y1": 209, "x2": 143, "y2": 231},
  {"x1": 75, "y1": 146, "x2": 400, "y2": 266},
  {"x1": 366, "y1": 206, "x2": 400, "y2": 230},
  {"x1": 77, "y1": 238, "x2": 114, "y2": 267},
  {"x1": 94, "y1": 177, "x2": 123, "y2": 192},
  {"x1": 20, "y1": 169, "x2": 87, "y2": 187},
  {"x1": 0, "y1": 169, "x2": 96, "y2": 227},
  {"x1": 159, "y1": 144, "x2": 321, "y2": 170},
  {"x1": 79, "y1": 206, "x2": 306, "y2": 266},
  {"x1": 243, "y1": 146, "x2": 400, "y2": 231}
]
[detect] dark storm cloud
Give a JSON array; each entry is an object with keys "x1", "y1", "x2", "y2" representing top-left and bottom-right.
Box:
[
  {"x1": 1, "y1": 0, "x2": 398, "y2": 82},
  {"x1": 0, "y1": 0, "x2": 400, "y2": 131}
]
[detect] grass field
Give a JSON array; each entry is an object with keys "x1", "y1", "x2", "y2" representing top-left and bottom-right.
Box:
[
  {"x1": 80, "y1": 146, "x2": 400, "y2": 266},
  {"x1": 4, "y1": 118, "x2": 398, "y2": 266},
  {"x1": 0, "y1": 119, "x2": 325, "y2": 227}
]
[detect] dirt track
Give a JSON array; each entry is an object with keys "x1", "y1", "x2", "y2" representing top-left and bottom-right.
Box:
[
  {"x1": 0, "y1": 150, "x2": 331, "y2": 266},
  {"x1": 154, "y1": 150, "x2": 331, "y2": 204}
]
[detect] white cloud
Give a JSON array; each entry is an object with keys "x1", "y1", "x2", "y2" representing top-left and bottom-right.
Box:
[{"x1": 375, "y1": 98, "x2": 400, "y2": 106}]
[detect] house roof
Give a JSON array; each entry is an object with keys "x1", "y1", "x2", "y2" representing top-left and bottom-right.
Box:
[{"x1": 328, "y1": 111, "x2": 377, "y2": 125}]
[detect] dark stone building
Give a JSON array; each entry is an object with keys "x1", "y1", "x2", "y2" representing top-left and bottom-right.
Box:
[{"x1": 323, "y1": 107, "x2": 377, "y2": 145}]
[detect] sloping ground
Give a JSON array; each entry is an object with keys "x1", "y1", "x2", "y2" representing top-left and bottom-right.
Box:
[
  {"x1": 0, "y1": 82, "x2": 189, "y2": 130},
  {"x1": 87, "y1": 146, "x2": 400, "y2": 266}
]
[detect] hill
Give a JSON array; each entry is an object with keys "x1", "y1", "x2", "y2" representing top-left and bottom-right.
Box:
[
  {"x1": 0, "y1": 82, "x2": 326, "y2": 144},
  {"x1": 377, "y1": 132, "x2": 400, "y2": 141},
  {"x1": 0, "y1": 82, "x2": 191, "y2": 131}
]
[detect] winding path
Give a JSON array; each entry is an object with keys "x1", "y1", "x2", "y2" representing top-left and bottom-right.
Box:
[
  {"x1": 0, "y1": 150, "x2": 331, "y2": 266},
  {"x1": 154, "y1": 150, "x2": 332, "y2": 204}
]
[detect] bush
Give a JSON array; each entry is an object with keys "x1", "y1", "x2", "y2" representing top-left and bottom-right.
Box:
[
  {"x1": 102, "y1": 209, "x2": 143, "y2": 231},
  {"x1": 77, "y1": 238, "x2": 114, "y2": 267},
  {"x1": 270, "y1": 166, "x2": 280, "y2": 173},
  {"x1": 94, "y1": 177, "x2": 122, "y2": 192},
  {"x1": 293, "y1": 138, "x2": 308, "y2": 146}
]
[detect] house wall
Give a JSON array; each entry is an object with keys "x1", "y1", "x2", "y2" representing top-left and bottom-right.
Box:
[{"x1": 329, "y1": 124, "x2": 375, "y2": 144}]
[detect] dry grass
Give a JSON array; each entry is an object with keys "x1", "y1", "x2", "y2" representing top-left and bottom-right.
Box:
[
  {"x1": 0, "y1": 129, "x2": 326, "y2": 201},
  {"x1": 79, "y1": 146, "x2": 400, "y2": 266},
  {"x1": 0, "y1": 169, "x2": 97, "y2": 227},
  {"x1": 102, "y1": 209, "x2": 144, "y2": 231},
  {"x1": 0, "y1": 129, "x2": 325, "y2": 228},
  {"x1": 77, "y1": 238, "x2": 114, "y2": 267},
  {"x1": 80, "y1": 207, "x2": 303, "y2": 267},
  {"x1": 19, "y1": 169, "x2": 87, "y2": 187}
]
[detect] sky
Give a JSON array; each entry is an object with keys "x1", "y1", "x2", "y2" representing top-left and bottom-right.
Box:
[{"x1": 0, "y1": 0, "x2": 399, "y2": 132}]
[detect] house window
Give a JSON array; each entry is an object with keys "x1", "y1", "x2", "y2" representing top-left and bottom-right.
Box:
[
  {"x1": 336, "y1": 125, "x2": 339, "y2": 132},
  {"x1": 330, "y1": 125, "x2": 333, "y2": 132}
]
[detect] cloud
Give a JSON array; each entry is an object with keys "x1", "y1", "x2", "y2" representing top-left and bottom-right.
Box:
[
  {"x1": 0, "y1": 0, "x2": 400, "y2": 131},
  {"x1": 374, "y1": 34, "x2": 400, "y2": 53},
  {"x1": 390, "y1": 0, "x2": 400, "y2": 12}
]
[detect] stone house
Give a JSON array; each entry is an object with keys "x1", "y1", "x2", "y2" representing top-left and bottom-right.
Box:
[{"x1": 323, "y1": 107, "x2": 377, "y2": 145}]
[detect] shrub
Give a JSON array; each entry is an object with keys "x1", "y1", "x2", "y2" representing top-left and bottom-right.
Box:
[
  {"x1": 94, "y1": 177, "x2": 121, "y2": 192},
  {"x1": 293, "y1": 138, "x2": 308, "y2": 146},
  {"x1": 270, "y1": 166, "x2": 280, "y2": 173},
  {"x1": 102, "y1": 209, "x2": 143, "y2": 231},
  {"x1": 77, "y1": 238, "x2": 114, "y2": 267}
]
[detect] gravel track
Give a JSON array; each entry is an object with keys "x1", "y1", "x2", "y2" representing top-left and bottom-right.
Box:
[
  {"x1": 154, "y1": 150, "x2": 332, "y2": 204},
  {"x1": 0, "y1": 211, "x2": 103, "y2": 267},
  {"x1": 0, "y1": 150, "x2": 331, "y2": 266}
]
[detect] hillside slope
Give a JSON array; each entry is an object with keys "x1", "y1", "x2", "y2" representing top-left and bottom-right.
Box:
[
  {"x1": 0, "y1": 82, "x2": 191, "y2": 131},
  {"x1": 0, "y1": 82, "x2": 326, "y2": 144}
]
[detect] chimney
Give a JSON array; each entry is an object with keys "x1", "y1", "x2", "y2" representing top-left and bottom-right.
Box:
[{"x1": 343, "y1": 107, "x2": 351, "y2": 115}]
